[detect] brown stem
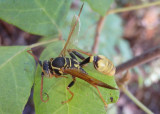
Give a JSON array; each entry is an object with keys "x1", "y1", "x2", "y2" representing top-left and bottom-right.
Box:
[
  {"x1": 92, "y1": 16, "x2": 105, "y2": 54},
  {"x1": 106, "y1": 1, "x2": 160, "y2": 15},
  {"x1": 116, "y1": 45, "x2": 160, "y2": 74}
]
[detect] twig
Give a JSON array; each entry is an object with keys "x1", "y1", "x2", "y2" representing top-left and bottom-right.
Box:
[
  {"x1": 107, "y1": 1, "x2": 160, "y2": 15},
  {"x1": 120, "y1": 86, "x2": 154, "y2": 114},
  {"x1": 116, "y1": 45, "x2": 160, "y2": 74},
  {"x1": 116, "y1": 72, "x2": 154, "y2": 113},
  {"x1": 91, "y1": 1, "x2": 160, "y2": 54},
  {"x1": 92, "y1": 16, "x2": 105, "y2": 54}
]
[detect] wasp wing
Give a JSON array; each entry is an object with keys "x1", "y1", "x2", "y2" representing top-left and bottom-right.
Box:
[
  {"x1": 67, "y1": 15, "x2": 80, "y2": 49},
  {"x1": 62, "y1": 68, "x2": 118, "y2": 90},
  {"x1": 59, "y1": 4, "x2": 83, "y2": 57}
]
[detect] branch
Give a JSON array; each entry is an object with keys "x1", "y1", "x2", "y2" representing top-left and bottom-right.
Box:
[
  {"x1": 116, "y1": 45, "x2": 160, "y2": 74},
  {"x1": 92, "y1": 1, "x2": 160, "y2": 54},
  {"x1": 92, "y1": 16, "x2": 105, "y2": 54},
  {"x1": 120, "y1": 86, "x2": 154, "y2": 114},
  {"x1": 107, "y1": 1, "x2": 160, "y2": 15}
]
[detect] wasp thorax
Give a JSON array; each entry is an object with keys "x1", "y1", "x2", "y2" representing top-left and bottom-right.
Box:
[{"x1": 93, "y1": 55, "x2": 116, "y2": 76}]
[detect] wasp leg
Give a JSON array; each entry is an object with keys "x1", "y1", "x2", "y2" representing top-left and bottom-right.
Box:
[
  {"x1": 27, "y1": 50, "x2": 49, "y2": 102},
  {"x1": 68, "y1": 49, "x2": 93, "y2": 58},
  {"x1": 68, "y1": 51, "x2": 77, "y2": 60},
  {"x1": 59, "y1": 3, "x2": 84, "y2": 57},
  {"x1": 67, "y1": 49, "x2": 94, "y2": 67},
  {"x1": 68, "y1": 49, "x2": 85, "y2": 60},
  {"x1": 40, "y1": 72, "x2": 49, "y2": 102},
  {"x1": 62, "y1": 76, "x2": 76, "y2": 104},
  {"x1": 79, "y1": 56, "x2": 93, "y2": 67},
  {"x1": 50, "y1": 71, "x2": 67, "y2": 78},
  {"x1": 93, "y1": 85, "x2": 108, "y2": 108}
]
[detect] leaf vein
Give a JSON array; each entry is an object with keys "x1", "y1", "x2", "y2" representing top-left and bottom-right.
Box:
[
  {"x1": 52, "y1": 105, "x2": 66, "y2": 114},
  {"x1": 0, "y1": 8, "x2": 43, "y2": 12},
  {"x1": 0, "y1": 47, "x2": 26, "y2": 69},
  {"x1": 34, "y1": 0, "x2": 60, "y2": 33}
]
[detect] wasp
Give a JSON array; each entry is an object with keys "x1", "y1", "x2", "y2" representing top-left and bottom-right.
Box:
[{"x1": 27, "y1": 3, "x2": 117, "y2": 107}]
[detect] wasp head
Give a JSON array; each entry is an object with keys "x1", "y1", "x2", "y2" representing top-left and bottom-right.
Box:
[{"x1": 42, "y1": 60, "x2": 50, "y2": 77}]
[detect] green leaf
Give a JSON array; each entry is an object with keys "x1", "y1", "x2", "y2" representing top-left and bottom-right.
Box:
[
  {"x1": 0, "y1": 46, "x2": 35, "y2": 114},
  {"x1": 82, "y1": 0, "x2": 114, "y2": 16},
  {"x1": 0, "y1": 0, "x2": 71, "y2": 36},
  {"x1": 34, "y1": 41, "x2": 119, "y2": 114}
]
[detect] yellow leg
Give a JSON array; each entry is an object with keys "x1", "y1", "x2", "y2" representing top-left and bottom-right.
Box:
[
  {"x1": 93, "y1": 85, "x2": 108, "y2": 108},
  {"x1": 68, "y1": 49, "x2": 93, "y2": 57},
  {"x1": 62, "y1": 77, "x2": 75, "y2": 104}
]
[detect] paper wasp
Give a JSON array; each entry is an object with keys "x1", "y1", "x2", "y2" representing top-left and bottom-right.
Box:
[{"x1": 27, "y1": 3, "x2": 117, "y2": 107}]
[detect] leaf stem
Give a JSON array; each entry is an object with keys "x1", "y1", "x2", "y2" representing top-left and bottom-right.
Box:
[
  {"x1": 107, "y1": 1, "x2": 160, "y2": 15},
  {"x1": 120, "y1": 86, "x2": 154, "y2": 114},
  {"x1": 28, "y1": 38, "x2": 59, "y2": 49}
]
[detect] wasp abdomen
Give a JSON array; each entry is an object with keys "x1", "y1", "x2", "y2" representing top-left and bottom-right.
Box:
[{"x1": 93, "y1": 55, "x2": 116, "y2": 76}]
